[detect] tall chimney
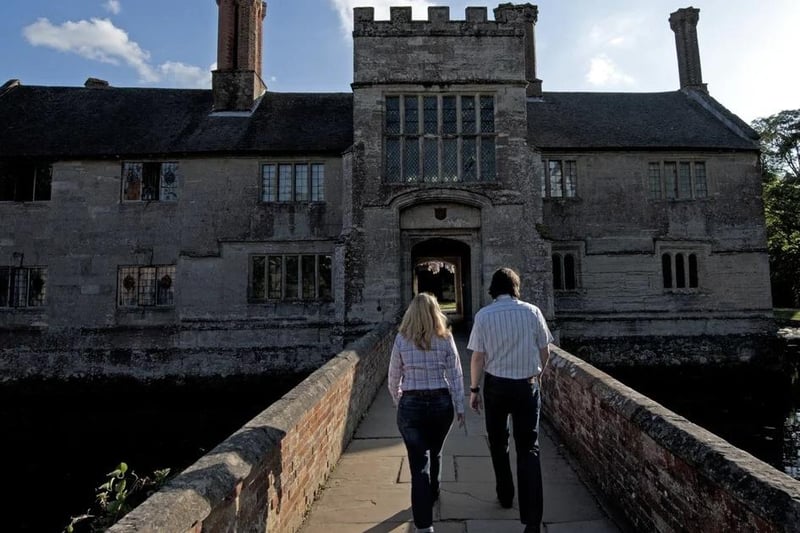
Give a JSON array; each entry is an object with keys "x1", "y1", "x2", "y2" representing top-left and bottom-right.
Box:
[
  {"x1": 212, "y1": 0, "x2": 267, "y2": 112},
  {"x1": 494, "y1": 3, "x2": 542, "y2": 98},
  {"x1": 669, "y1": 7, "x2": 708, "y2": 93}
]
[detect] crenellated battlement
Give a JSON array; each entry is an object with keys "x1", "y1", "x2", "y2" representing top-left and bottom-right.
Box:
[
  {"x1": 353, "y1": 4, "x2": 538, "y2": 37},
  {"x1": 353, "y1": 3, "x2": 540, "y2": 93}
]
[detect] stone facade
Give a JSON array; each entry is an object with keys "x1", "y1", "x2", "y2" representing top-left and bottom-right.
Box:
[{"x1": 0, "y1": 3, "x2": 773, "y2": 378}]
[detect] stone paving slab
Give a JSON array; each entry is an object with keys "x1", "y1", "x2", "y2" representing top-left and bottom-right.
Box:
[
  {"x1": 544, "y1": 519, "x2": 621, "y2": 532},
  {"x1": 466, "y1": 519, "x2": 537, "y2": 532}
]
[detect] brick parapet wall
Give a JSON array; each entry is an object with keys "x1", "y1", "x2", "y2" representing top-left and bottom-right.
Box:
[
  {"x1": 544, "y1": 346, "x2": 800, "y2": 532},
  {"x1": 110, "y1": 321, "x2": 396, "y2": 533}
]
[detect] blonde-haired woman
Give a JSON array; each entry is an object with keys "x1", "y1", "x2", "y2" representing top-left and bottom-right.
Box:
[{"x1": 388, "y1": 293, "x2": 465, "y2": 533}]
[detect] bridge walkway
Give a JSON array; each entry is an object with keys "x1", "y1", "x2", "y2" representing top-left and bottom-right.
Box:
[{"x1": 299, "y1": 332, "x2": 622, "y2": 533}]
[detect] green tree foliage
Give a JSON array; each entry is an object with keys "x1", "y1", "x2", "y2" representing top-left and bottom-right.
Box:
[{"x1": 752, "y1": 110, "x2": 800, "y2": 307}]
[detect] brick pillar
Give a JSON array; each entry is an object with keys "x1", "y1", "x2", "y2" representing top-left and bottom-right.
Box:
[
  {"x1": 216, "y1": 0, "x2": 236, "y2": 70},
  {"x1": 669, "y1": 7, "x2": 708, "y2": 93},
  {"x1": 212, "y1": 0, "x2": 266, "y2": 112},
  {"x1": 256, "y1": 2, "x2": 266, "y2": 78}
]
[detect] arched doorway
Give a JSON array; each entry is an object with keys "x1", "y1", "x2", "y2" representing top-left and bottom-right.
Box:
[{"x1": 411, "y1": 238, "x2": 472, "y2": 322}]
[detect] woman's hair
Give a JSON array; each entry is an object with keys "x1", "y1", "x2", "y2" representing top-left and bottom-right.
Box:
[
  {"x1": 398, "y1": 292, "x2": 451, "y2": 350},
  {"x1": 488, "y1": 267, "x2": 521, "y2": 299}
]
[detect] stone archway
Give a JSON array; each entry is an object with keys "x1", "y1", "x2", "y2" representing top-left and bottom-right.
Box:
[
  {"x1": 398, "y1": 198, "x2": 484, "y2": 324},
  {"x1": 411, "y1": 238, "x2": 472, "y2": 320}
]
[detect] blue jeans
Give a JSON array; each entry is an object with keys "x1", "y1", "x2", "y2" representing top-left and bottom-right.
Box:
[
  {"x1": 397, "y1": 390, "x2": 454, "y2": 530},
  {"x1": 483, "y1": 372, "x2": 543, "y2": 527}
]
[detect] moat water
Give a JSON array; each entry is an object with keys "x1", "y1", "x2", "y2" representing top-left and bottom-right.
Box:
[
  {"x1": 603, "y1": 364, "x2": 800, "y2": 481},
  {"x1": 0, "y1": 375, "x2": 306, "y2": 533},
  {"x1": 2, "y1": 364, "x2": 799, "y2": 532}
]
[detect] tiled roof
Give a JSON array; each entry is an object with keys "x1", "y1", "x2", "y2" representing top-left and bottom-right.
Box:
[
  {"x1": 0, "y1": 85, "x2": 354, "y2": 158},
  {"x1": 0, "y1": 83, "x2": 759, "y2": 159},
  {"x1": 528, "y1": 90, "x2": 759, "y2": 151}
]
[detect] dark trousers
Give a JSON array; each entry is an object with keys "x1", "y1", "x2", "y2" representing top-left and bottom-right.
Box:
[
  {"x1": 484, "y1": 372, "x2": 544, "y2": 526},
  {"x1": 397, "y1": 390, "x2": 454, "y2": 529}
]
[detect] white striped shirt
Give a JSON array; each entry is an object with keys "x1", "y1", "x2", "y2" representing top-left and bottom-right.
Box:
[
  {"x1": 387, "y1": 332, "x2": 465, "y2": 414},
  {"x1": 467, "y1": 295, "x2": 554, "y2": 379}
]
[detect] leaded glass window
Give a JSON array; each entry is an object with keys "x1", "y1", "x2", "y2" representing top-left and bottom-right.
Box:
[
  {"x1": 261, "y1": 163, "x2": 326, "y2": 203},
  {"x1": 0, "y1": 266, "x2": 47, "y2": 307},
  {"x1": 118, "y1": 265, "x2": 175, "y2": 307},
  {"x1": 249, "y1": 254, "x2": 333, "y2": 301},
  {"x1": 649, "y1": 161, "x2": 709, "y2": 200},
  {"x1": 384, "y1": 93, "x2": 496, "y2": 183},
  {"x1": 543, "y1": 159, "x2": 578, "y2": 198},
  {"x1": 122, "y1": 162, "x2": 178, "y2": 202},
  {"x1": 0, "y1": 161, "x2": 51, "y2": 202},
  {"x1": 648, "y1": 162, "x2": 661, "y2": 199}
]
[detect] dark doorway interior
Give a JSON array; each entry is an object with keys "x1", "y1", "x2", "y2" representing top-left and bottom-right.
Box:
[{"x1": 411, "y1": 238, "x2": 471, "y2": 322}]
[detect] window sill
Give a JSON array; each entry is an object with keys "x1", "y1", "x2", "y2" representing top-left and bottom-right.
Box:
[
  {"x1": 116, "y1": 306, "x2": 175, "y2": 312},
  {"x1": 260, "y1": 201, "x2": 327, "y2": 205},
  {"x1": 119, "y1": 201, "x2": 178, "y2": 206},
  {"x1": 663, "y1": 288, "x2": 702, "y2": 294},
  {"x1": 248, "y1": 299, "x2": 334, "y2": 304}
]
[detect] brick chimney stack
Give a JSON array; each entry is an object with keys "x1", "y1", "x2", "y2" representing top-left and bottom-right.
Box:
[
  {"x1": 212, "y1": 0, "x2": 267, "y2": 112},
  {"x1": 669, "y1": 7, "x2": 708, "y2": 93},
  {"x1": 494, "y1": 3, "x2": 542, "y2": 97}
]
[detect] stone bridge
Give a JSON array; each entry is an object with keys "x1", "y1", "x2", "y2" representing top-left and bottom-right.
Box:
[{"x1": 110, "y1": 323, "x2": 800, "y2": 533}]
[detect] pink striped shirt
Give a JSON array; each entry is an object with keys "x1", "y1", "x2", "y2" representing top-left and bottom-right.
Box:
[{"x1": 387, "y1": 332, "x2": 465, "y2": 415}]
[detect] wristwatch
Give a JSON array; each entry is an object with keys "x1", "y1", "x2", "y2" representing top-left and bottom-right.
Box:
[{"x1": 470, "y1": 386, "x2": 480, "y2": 393}]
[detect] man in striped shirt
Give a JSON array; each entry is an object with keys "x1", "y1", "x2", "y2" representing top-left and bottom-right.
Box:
[{"x1": 468, "y1": 267, "x2": 553, "y2": 533}]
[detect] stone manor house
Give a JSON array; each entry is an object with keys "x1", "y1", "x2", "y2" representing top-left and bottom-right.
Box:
[{"x1": 0, "y1": 2, "x2": 773, "y2": 378}]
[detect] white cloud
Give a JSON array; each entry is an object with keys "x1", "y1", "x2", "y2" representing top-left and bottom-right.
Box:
[
  {"x1": 159, "y1": 61, "x2": 212, "y2": 88},
  {"x1": 22, "y1": 17, "x2": 211, "y2": 87},
  {"x1": 329, "y1": 0, "x2": 436, "y2": 38},
  {"x1": 23, "y1": 17, "x2": 158, "y2": 82},
  {"x1": 586, "y1": 54, "x2": 635, "y2": 87},
  {"x1": 103, "y1": 1, "x2": 121, "y2": 15}
]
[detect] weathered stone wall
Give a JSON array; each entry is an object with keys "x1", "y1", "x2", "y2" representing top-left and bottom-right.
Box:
[
  {"x1": 542, "y1": 149, "x2": 773, "y2": 346},
  {"x1": 109, "y1": 321, "x2": 396, "y2": 533},
  {"x1": 544, "y1": 346, "x2": 800, "y2": 532},
  {"x1": 0, "y1": 156, "x2": 345, "y2": 378},
  {"x1": 348, "y1": 5, "x2": 553, "y2": 326}
]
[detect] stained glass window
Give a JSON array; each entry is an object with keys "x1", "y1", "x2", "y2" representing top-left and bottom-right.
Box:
[
  {"x1": 118, "y1": 265, "x2": 175, "y2": 307},
  {"x1": 122, "y1": 162, "x2": 178, "y2": 202}
]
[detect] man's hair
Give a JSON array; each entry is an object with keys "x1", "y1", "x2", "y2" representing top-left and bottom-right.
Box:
[{"x1": 489, "y1": 267, "x2": 521, "y2": 299}]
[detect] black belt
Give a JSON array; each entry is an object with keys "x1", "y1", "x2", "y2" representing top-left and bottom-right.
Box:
[
  {"x1": 486, "y1": 373, "x2": 535, "y2": 383},
  {"x1": 402, "y1": 388, "x2": 449, "y2": 397}
]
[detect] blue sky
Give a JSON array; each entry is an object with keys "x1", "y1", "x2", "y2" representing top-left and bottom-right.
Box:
[{"x1": 1, "y1": 0, "x2": 797, "y2": 123}]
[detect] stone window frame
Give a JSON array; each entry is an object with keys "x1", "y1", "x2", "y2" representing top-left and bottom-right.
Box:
[
  {"x1": 551, "y1": 244, "x2": 582, "y2": 292},
  {"x1": 117, "y1": 265, "x2": 176, "y2": 308},
  {"x1": 656, "y1": 244, "x2": 707, "y2": 293},
  {"x1": 121, "y1": 161, "x2": 179, "y2": 203},
  {"x1": 0, "y1": 266, "x2": 47, "y2": 308},
  {"x1": 249, "y1": 253, "x2": 333, "y2": 302},
  {"x1": 260, "y1": 162, "x2": 325, "y2": 203},
  {"x1": 647, "y1": 160, "x2": 708, "y2": 200},
  {"x1": 383, "y1": 93, "x2": 497, "y2": 183},
  {"x1": 542, "y1": 158, "x2": 578, "y2": 198},
  {"x1": 0, "y1": 160, "x2": 52, "y2": 202}
]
